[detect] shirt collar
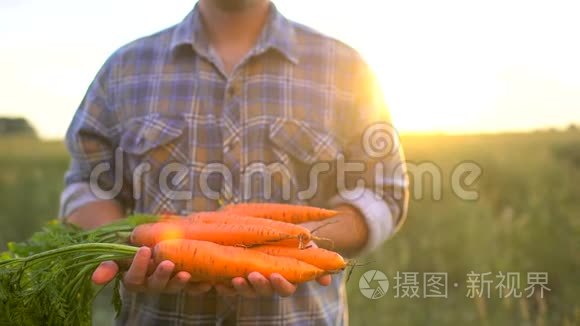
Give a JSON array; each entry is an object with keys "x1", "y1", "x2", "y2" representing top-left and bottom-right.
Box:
[{"x1": 170, "y1": 3, "x2": 298, "y2": 64}]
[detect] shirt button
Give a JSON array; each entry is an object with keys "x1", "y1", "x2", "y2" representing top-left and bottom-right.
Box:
[{"x1": 227, "y1": 81, "x2": 242, "y2": 98}]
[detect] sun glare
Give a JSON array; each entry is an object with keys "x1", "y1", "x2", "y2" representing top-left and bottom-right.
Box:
[{"x1": 0, "y1": 0, "x2": 579, "y2": 138}]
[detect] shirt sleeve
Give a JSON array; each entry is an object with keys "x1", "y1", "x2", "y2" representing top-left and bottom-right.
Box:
[
  {"x1": 59, "y1": 56, "x2": 129, "y2": 218},
  {"x1": 328, "y1": 54, "x2": 409, "y2": 255}
]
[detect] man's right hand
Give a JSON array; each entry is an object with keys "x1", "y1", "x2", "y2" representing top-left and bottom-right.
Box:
[
  {"x1": 67, "y1": 201, "x2": 210, "y2": 295},
  {"x1": 91, "y1": 246, "x2": 212, "y2": 295}
]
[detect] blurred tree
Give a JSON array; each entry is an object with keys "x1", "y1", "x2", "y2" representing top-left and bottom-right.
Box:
[{"x1": 0, "y1": 117, "x2": 37, "y2": 138}]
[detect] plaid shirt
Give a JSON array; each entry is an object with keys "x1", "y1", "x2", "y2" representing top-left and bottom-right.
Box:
[{"x1": 60, "y1": 3, "x2": 408, "y2": 325}]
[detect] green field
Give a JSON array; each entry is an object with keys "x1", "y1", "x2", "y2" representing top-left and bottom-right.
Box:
[{"x1": 1, "y1": 132, "x2": 578, "y2": 325}]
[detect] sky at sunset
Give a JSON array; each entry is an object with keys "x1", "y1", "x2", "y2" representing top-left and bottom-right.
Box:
[{"x1": 1, "y1": 0, "x2": 579, "y2": 139}]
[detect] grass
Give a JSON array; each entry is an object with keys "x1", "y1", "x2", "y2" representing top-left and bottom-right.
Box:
[{"x1": 1, "y1": 131, "x2": 578, "y2": 325}]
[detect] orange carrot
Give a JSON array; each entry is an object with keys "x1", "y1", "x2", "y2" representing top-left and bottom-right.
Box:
[
  {"x1": 130, "y1": 222, "x2": 296, "y2": 248},
  {"x1": 153, "y1": 239, "x2": 326, "y2": 283},
  {"x1": 160, "y1": 212, "x2": 318, "y2": 247},
  {"x1": 251, "y1": 245, "x2": 347, "y2": 271},
  {"x1": 189, "y1": 212, "x2": 316, "y2": 247},
  {"x1": 221, "y1": 203, "x2": 338, "y2": 224}
]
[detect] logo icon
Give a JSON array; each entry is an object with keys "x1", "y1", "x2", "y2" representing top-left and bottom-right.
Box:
[{"x1": 359, "y1": 269, "x2": 389, "y2": 299}]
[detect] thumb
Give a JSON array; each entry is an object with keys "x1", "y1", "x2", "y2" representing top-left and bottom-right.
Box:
[
  {"x1": 316, "y1": 274, "x2": 332, "y2": 286},
  {"x1": 92, "y1": 260, "x2": 119, "y2": 285}
]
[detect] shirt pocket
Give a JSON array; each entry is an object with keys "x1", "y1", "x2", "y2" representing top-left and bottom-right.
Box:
[
  {"x1": 118, "y1": 114, "x2": 191, "y2": 215},
  {"x1": 120, "y1": 114, "x2": 187, "y2": 162},
  {"x1": 267, "y1": 118, "x2": 342, "y2": 204},
  {"x1": 268, "y1": 117, "x2": 342, "y2": 165}
]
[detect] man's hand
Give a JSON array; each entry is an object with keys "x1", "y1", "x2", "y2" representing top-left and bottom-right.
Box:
[
  {"x1": 214, "y1": 204, "x2": 368, "y2": 298},
  {"x1": 91, "y1": 246, "x2": 212, "y2": 295},
  {"x1": 302, "y1": 204, "x2": 369, "y2": 257},
  {"x1": 214, "y1": 242, "x2": 332, "y2": 298}
]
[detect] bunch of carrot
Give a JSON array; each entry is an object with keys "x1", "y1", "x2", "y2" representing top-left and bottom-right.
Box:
[
  {"x1": 0, "y1": 204, "x2": 345, "y2": 325},
  {"x1": 131, "y1": 203, "x2": 347, "y2": 283}
]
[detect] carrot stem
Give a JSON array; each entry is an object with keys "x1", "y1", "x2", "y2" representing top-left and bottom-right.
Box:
[
  {"x1": 309, "y1": 220, "x2": 338, "y2": 234},
  {"x1": 311, "y1": 236, "x2": 335, "y2": 249},
  {"x1": 20, "y1": 243, "x2": 138, "y2": 265}
]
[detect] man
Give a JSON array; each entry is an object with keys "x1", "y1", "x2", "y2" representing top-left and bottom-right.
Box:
[{"x1": 60, "y1": 0, "x2": 408, "y2": 324}]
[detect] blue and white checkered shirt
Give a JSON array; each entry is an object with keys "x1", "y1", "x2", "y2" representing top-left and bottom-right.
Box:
[{"x1": 60, "y1": 3, "x2": 408, "y2": 325}]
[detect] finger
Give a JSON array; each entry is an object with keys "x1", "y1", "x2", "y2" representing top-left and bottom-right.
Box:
[
  {"x1": 215, "y1": 283, "x2": 237, "y2": 297},
  {"x1": 146, "y1": 260, "x2": 175, "y2": 292},
  {"x1": 164, "y1": 271, "x2": 192, "y2": 293},
  {"x1": 123, "y1": 247, "x2": 151, "y2": 290},
  {"x1": 232, "y1": 277, "x2": 257, "y2": 298},
  {"x1": 269, "y1": 273, "x2": 297, "y2": 297},
  {"x1": 92, "y1": 261, "x2": 119, "y2": 285},
  {"x1": 316, "y1": 274, "x2": 332, "y2": 286},
  {"x1": 247, "y1": 272, "x2": 273, "y2": 297},
  {"x1": 185, "y1": 282, "x2": 213, "y2": 296}
]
